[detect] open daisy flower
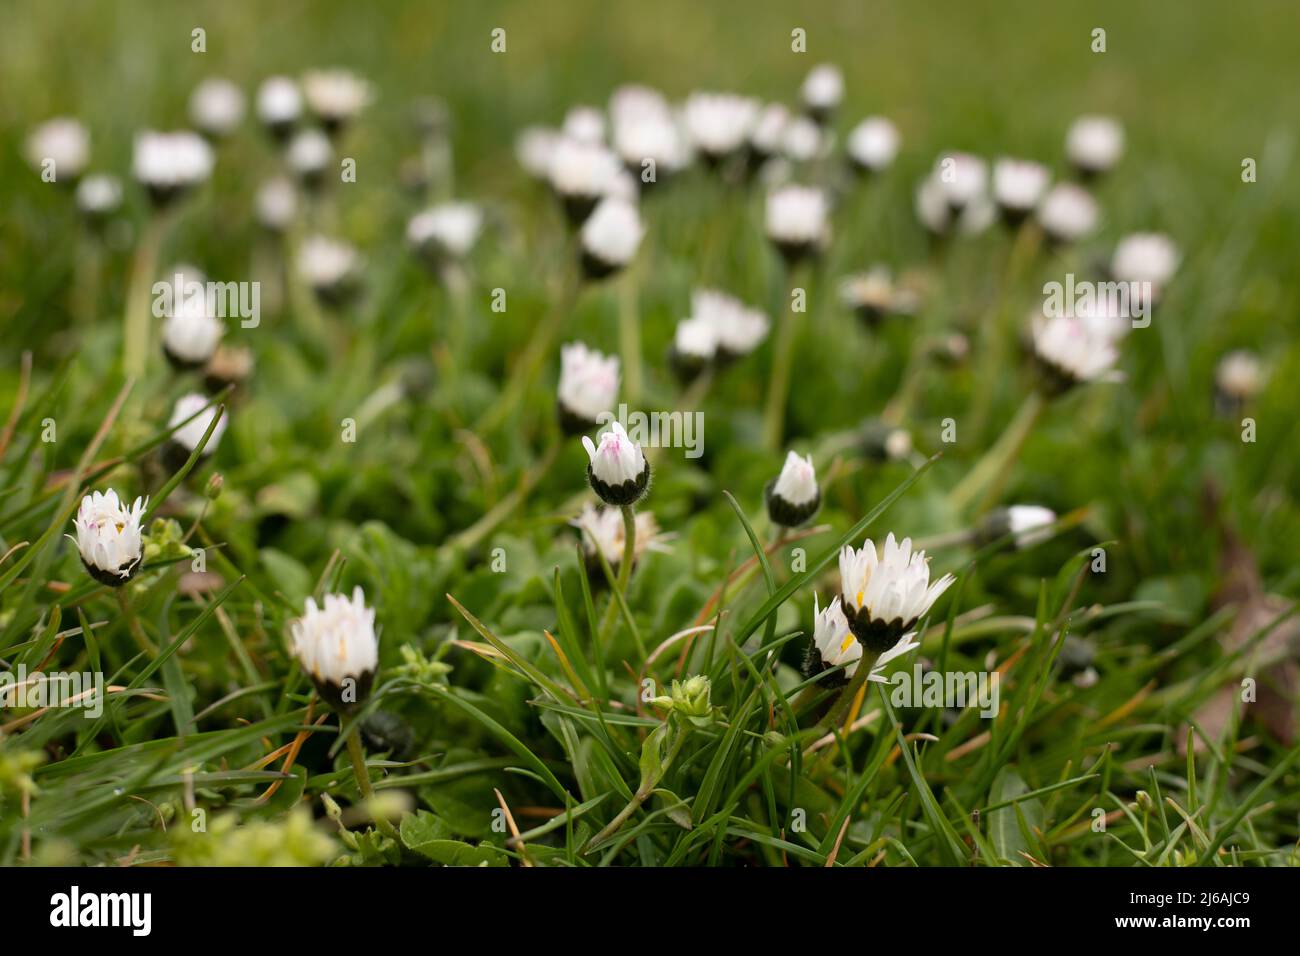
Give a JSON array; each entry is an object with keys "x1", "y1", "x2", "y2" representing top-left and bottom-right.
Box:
[
  {"x1": 766, "y1": 451, "x2": 819, "y2": 528},
  {"x1": 290, "y1": 587, "x2": 379, "y2": 714},
  {"x1": 581, "y1": 420, "x2": 649, "y2": 506},
  {"x1": 687, "y1": 289, "x2": 769, "y2": 362},
  {"x1": 1030, "y1": 313, "x2": 1122, "y2": 394},
  {"x1": 846, "y1": 116, "x2": 900, "y2": 174},
  {"x1": 1036, "y1": 182, "x2": 1098, "y2": 245},
  {"x1": 298, "y1": 234, "x2": 361, "y2": 304},
  {"x1": 557, "y1": 342, "x2": 620, "y2": 435},
  {"x1": 838, "y1": 533, "x2": 954, "y2": 653},
  {"x1": 286, "y1": 128, "x2": 333, "y2": 189},
  {"x1": 164, "y1": 393, "x2": 228, "y2": 472},
  {"x1": 1110, "y1": 232, "x2": 1180, "y2": 305},
  {"x1": 804, "y1": 594, "x2": 922, "y2": 687},
  {"x1": 406, "y1": 202, "x2": 483, "y2": 264},
  {"x1": 765, "y1": 184, "x2": 829, "y2": 263},
  {"x1": 302, "y1": 68, "x2": 371, "y2": 134},
  {"x1": 668, "y1": 315, "x2": 718, "y2": 383},
  {"x1": 25, "y1": 117, "x2": 89, "y2": 182},
  {"x1": 571, "y1": 502, "x2": 671, "y2": 579},
  {"x1": 71, "y1": 489, "x2": 148, "y2": 586},
  {"x1": 992, "y1": 157, "x2": 1050, "y2": 224},
  {"x1": 548, "y1": 136, "x2": 623, "y2": 224},
  {"x1": 133, "y1": 130, "x2": 214, "y2": 207},
  {"x1": 579, "y1": 197, "x2": 644, "y2": 279},
  {"x1": 683, "y1": 91, "x2": 759, "y2": 165},
  {"x1": 189, "y1": 77, "x2": 246, "y2": 138}
]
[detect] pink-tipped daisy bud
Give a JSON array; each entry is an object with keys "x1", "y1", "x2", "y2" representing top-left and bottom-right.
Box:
[
  {"x1": 992, "y1": 158, "x2": 1050, "y2": 225},
  {"x1": 290, "y1": 587, "x2": 379, "y2": 714},
  {"x1": 1065, "y1": 115, "x2": 1124, "y2": 178},
  {"x1": 161, "y1": 290, "x2": 223, "y2": 370},
  {"x1": 581, "y1": 421, "x2": 649, "y2": 506},
  {"x1": 765, "y1": 184, "x2": 829, "y2": 264},
  {"x1": 766, "y1": 451, "x2": 820, "y2": 527},
  {"x1": 800, "y1": 63, "x2": 844, "y2": 124},
  {"x1": 302, "y1": 69, "x2": 371, "y2": 135},
  {"x1": 72, "y1": 489, "x2": 147, "y2": 586},
  {"x1": 406, "y1": 202, "x2": 482, "y2": 264},
  {"x1": 684, "y1": 92, "x2": 759, "y2": 165},
  {"x1": 1036, "y1": 183, "x2": 1098, "y2": 245},
  {"x1": 838, "y1": 533, "x2": 954, "y2": 653},
  {"x1": 133, "y1": 130, "x2": 214, "y2": 208},
  {"x1": 979, "y1": 505, "x2": 1057, "y2": 550},
  {"x1": 1030, "y1": 314, "x2": 1121, "y2": 395},
  {"x1": 189, "y1": 77, "x2": 246, "y2": 138},
  {"x1": 164, "y1": 393, "x2": 227, "y2": 472},
  {"x1": 25, "y1": 118, "x2": 89, "y2": 183},
  {"x1": 557, "y1": 342, "x2": 619, "y2": 435},
  {"x1": 257, "y1": 76, "x2": 303, "y2": 140},
  {"x1": 846, "y1": 117, "x2": 900, "y2": 174},
  {"x1": 579, "y1": 197, "x2": 644, "y2": 279},
  {"x1": 668, "y1": 315, "x2": 717, "y2": 383}
]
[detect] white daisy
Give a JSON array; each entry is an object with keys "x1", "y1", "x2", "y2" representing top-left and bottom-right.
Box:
[
  {"x1": 161, "y1": 290, "x2": 223, "y2": 368},
  {"x1": 558, "y1": 342, "x2": 620, "y2": 433},
  {"x1": 189, "y1": 77, "x2": 246, "y2": 137},
  {"x1": 579, "y1": 197, "x2": 644, "y2": 277},
  {"x1": 1036, "y1": 183, "x2": 1098, "y2": 244},
  {"x1": 846, "y1": 117, "x2": 900, "y2": 173},
  {"x1": 1031, "y1": 314, "x2": 1122, "y2": 392},
  {"x1": 255, "y1": 177, "x2": 298, "y2": 232},
  {"x1": 767, "y1": 451, "x2": 819, "y2": 527},
  {"x1": 76, "y1": 173, "x2": 123, "y2": 218},
  {"x1": 800, "y1": 63, "x2": 844, "y2": 119},
  {"x1": 133, "y1": 130, "x2": 214, "y2": 204},
  {"x1": 839, "y1": 533, "x2": 954, "y2": 651},
  {"x1": 1066, "y1": 115, "x2": 1124, "y2": 175},
  {"x1": 25, "y1": 117, "x2": 89, "y2": 181},
  {"x1": 690, "y1": 288, "x2": 769, "y2": 358},
  {"x1": 72, "y1": 489, "x2": 147, "y2": 585},
  {"x1": 257, "y1": 76, "x2": 303, "y2": 135},
  {"x1": 167, "y1": 393, "x2": 228, "y2": 455},
  {"x1": 571, "y1": 503, "x2": 670, "y2": 571},
  {"x1": 302, "y1": 69, "x2": 371, "y2": 129},
  {"x1": 992, "y1": 158, "x2": 1050, "y2": 219},
  {"x1": 683, "y1": 92, "x2": 759, "y2": 161},
  {"x1": 407, "y1": 202, "x2": 483, "y2": 261},
  {"x1": 581, "y1": 421, "x2": 649, "y2": 506},
  {"x1": 290, "y1": 587, "x2": 379, "y2": 712},
  {"x1": 765, "y1": 184, "x2": 829, "y2": 260}
]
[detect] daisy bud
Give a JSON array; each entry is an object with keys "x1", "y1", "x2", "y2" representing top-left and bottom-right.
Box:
[
  {"x1": 406, "y1": 202, "x2": 483, "y2": 264},
  {"x1": 25, "y1": 117, "x2": 89, "y2": 182},
  {"x1": 161, "y1": 290, "x2": 223, "y2": 370},
  {"x1": 1110, "y1": 233, "x2": 1179, "y2": 305},
  {"x1": 668, "y1": 316, "x2": 718, "y2": 383},
  {"x1": 992, "y1": 158, "x2": 1050, "y2": 225},
  {"x1": 839, "y1": 267, "x2": 896, "y2": 328},
  {"x1": 683, "y1": 92, "x2": 759, "y2": 165},
  {"x1": 690, "y1": 288, "x2": 769, "y2": 361},
  {"x1": 1215, "y1": 349, "x2": 1265, "y2": 414},
  {"x1": 979, "y1": 505, "x2": 1057, "y2": 550},
  {"x1": 934, "y1": 152, "x2": 988, "y2": 214},
  {"x1": 781, "y1": 115, "x2": 826, "y2": 164},
  {"x1": 285, "y1": 128, "x2": 332, "y2": 190},
  {"x1": 255, "y1": 177, "x2": 298, "y2": 232},
  {"x1": 1065, "y1": 115, "x2": 1124, "y2": 178},
  {"x1": 204, "y1": 344, "x2": 255, "y2": 393},
  {"x1": 516, "y1": 126, "x2": 562, "y2": 181},
  {"x1": 164, "y1": 393, "x2": 228, "y2": 472},
  {"x1": 562, "y1": 105, "x2": 606, "y2": 145},
  {"x1": 579, "y1": 197, "x2": 644, "y2": 280},
  {"x1": 301, "y1": 69, "x2": 372, "y2": 135},
  {"x1": 189, "y1": 77, "x2": 246, "y2": 139},
  {"x1": 659, "y1": 675, "x2": 715, "y2": 727},
  {"x1": 854, "y1": 418, "x2": 913, "y2": 462},
  {"x1": 571, "y1": 503, "x2": 670, "y2": 581},
  {"x1": 765, "y1": 184, "x2": 829, "y2": 264},
  {"x1": 557, "y1": 343, "x2": 620, "y2": 435},
  {"x1": 205, "y1": 473, "x2": 224, "y2": 501},
  {"x1": 612, "y1": 111, "x2": 689, "y2": 185},
  {"x1": 72, "y1": 489, "x2": 147, "y2": 586},
  {"x1": 298, "y1": 235, "x2": 361, "y2": 305},
  {"x1": 800, "y1": 63, "x2": 844, "y2": 124},
  {"x1": 548, "y1": 137, "x2": 622, "y2": 224},
  {"x1": 610, "y1": 85, "x2": 670, "y2": 125},
  {"x1": 256, "y1": 76, "x2": 303, "y2": 140},
  {"x1": 289, "y1": 587, "x2": 379, "y2": 714},
  {"x1": 581, "y1": 421, "x2": 649, "y2": 506},
  {"x1": 838, "y1": 533, "x2": 954, "y2": 653},
  {"x1": 1030, "y1": 314, "x2": 1121, "y2": 395},
  {"x1": 766, "y1": 451, "x2": 820, "y2": 527},
  {"x1": 846, "y1": 117, "x2": 900, "y2": 174},
  {"x1": 748, "y1": 104, "x2": 791, "y2": 167},
  {"x1": 132, "y1": 130, "x2": 214, "y2": 208},
  {"x1": 1036, "y1": 183, "x2": 1098, "y2": 245},
  {"x1": 75, "y1": 173, "x2": 123, "y2": 221}
]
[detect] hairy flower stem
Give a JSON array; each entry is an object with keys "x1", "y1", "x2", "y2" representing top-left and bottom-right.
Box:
[
  {"x1": 618, "y1": 265, "x2": 643, "y2": 407},
  {"x1": 596, "y1": 504, "x2": 637, "y2": 648},
  {"x1": 345, "y1": 725, "x2": 400, "y2": 840},
  {"x1": 815, "y1": 648, "x2": 881, "y2": 737},
  {"x1": 584, "y1": 727, "x2": 685, "y2": 853},
  {"x1": 762, "y1": 264, "x2": 802, "y2": 451},
  {"x1": 116, "y1": 588, "x2": 157, "y2": 657},
  {"x1": 949, "y1": 389, "x2": 1046, "y2": 516},
  {"x1": 450, "y1": 434, "x2": 560, "y2": 553},
  {"x1": 122, "y1": 213, "x2": 167, "y2": 384}
]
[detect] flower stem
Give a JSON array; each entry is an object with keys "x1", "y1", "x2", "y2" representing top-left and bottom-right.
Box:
[
  {"x1": 949, "y1": 389, "x2": 1046, "y2": 516},
  {"x1": 116, "y1": 587, "x2": 157, "y2": 657},
  {"x1": 344, "y1": 724, "x2": 400, "y2": 840},
  {"x1": 596, "y1": 503, "x2": 637, "y2": 648},
  {"x1": 584, "y1": 727, "x2": 685, "y2": 853},
  {"x1": 762, "y1": 267, "x2": 802, "y2": 452},
  {"x1": 617, "y1": 265, "x2": 643, "y2": 407},
  {"x1": 450, "y1": 434, "x2": 560, "y2": 552},
  {"x1": 815, "y1": 648, "x2": 880, "y2": 738},
  {"x1": 122, "y1": 213, "x2": 166, "y2": 383}
]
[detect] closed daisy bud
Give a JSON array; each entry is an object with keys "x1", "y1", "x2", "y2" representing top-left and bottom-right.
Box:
[
  {"x1": 992, "y1": 158, "x2": 1050, "y2": 224},
  {"x1": 612, "y1": 110, "x2": 689, "y2": 184},
  {"x1": 846, "y1": 117, "x2": 900, "y2": 174},
  {"x1": 161, "y1": 290, "x2": 223, "y2": 370},
  {"x1": 406, "y1": 202, "x2": 482, "y2": 264},
  {"x1": 579, "y1": 197, "x2": 644, "y2": 279},
  {"x1": 934, "y1": 152, "x2": 988, "y2": 215},
  {"x1": 979, "y1": 505, "x2": 1057, "y2": 550},
  {"x1": 857, "y1": 418, "x2": 913, "y2": 462},
  {"x1": 71, "y1": 489, "x2": 147, "y2": 586},
  {"x1": 255, "y1": 177, "x2": 298, "y2": 232},
  {"x1": 302, "y1": 69, "x2": 371, "y2": 134},
  {"x1": 571, "y1": 502, "x2": 670, "y2": 580},
  {"x1": 581, "y1": 421, "x2": 649, "y2": 506},
  {"x1": 766, "y1": 451, "x2": 820, "y2": 527},
  {"x1": 562, "y1": 105, "x2": 606, "y2": 145},
  {"x1": 189, "y1": 77, "x2": 246, "y2": 138},
  {"x1": 285, "y1": 128, "x2": 332, "y2": 189},
  {"x1": 668, "y1": 315, "x2": 718, "y2": 382},
  {"x1": 516, "y1": 126, "x2": 562, "y2": 181},
  {"x1": 133, "y1": 131, "x2": 214, "y2": 207},
  {"x1": 1215, "y1": 349, "x2": 1265, "y2": 414},
  {"x1": 683, "y1": 92, "x2": 759, "y2": 165},
  {"x1": 800, "y1": 63, "x2": 844, "y2": 123},
  {"x1": 839, "y1": 533, "x2": 954, "y2": 653},
  {"x1": 557, "y1": 342, "x2": 620, "y2": 435},
  {"x1": 1036, "y1": 183, "x2": 1098, "y2": 245},
  {"x1": 748, "y1": 103, "x2": 791, "y2": 166},
  {"x1": 204, "y1": 344, "x2": 255, "y2": 393},
  {"x1": 1031, "y1": 314, "x2": 1121, "y2": 394},
  {"x1": 765, "y1": 184, "x2": 829, "y2": 263},
  {"x1": 256, "y1": 76, "x2": 303, "y2": 140},
  {"x1": 691, "y1": 288, "x2": 769, "y2": 360},
  {"x1": 26, "y1": 118, "x2": 89, "y2": 182},
  {"x1": 298, "y1": 235, "x2": 361, "y2": 305},
  {"x1": 290, "y1": 587, "x2": 379, "y2": 714},
  {"x1": 1110, "y1": 233, "x2": 1179, "y2": 304},
  {"x1": 75, "y1": 173, "x2": 123, "y2": 221},
  {"x1": 164, "y1": 393, "x2": 227, "y2": 472},
  {"x1": 1065, "y1": 115, "x2": 1124, "y2": 177},
  {"x1": 839, "y1": 266, "x2": 896, "y2": 328},
  {"x1": 549, "y1": 136, "x2": 623, "y2": 224}
]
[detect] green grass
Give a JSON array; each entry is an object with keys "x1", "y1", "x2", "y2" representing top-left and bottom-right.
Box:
[{"x1": 0, "y1": 0, "x2": 1298, "y2": 866}]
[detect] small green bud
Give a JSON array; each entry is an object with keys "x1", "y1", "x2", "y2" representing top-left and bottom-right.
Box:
[
  {"x1": 1135, "y1": 790, "x2": 1153, "y2": 814},
  {"x1": 205, "y1": 472, "x2": 224, "y2": 501}
]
